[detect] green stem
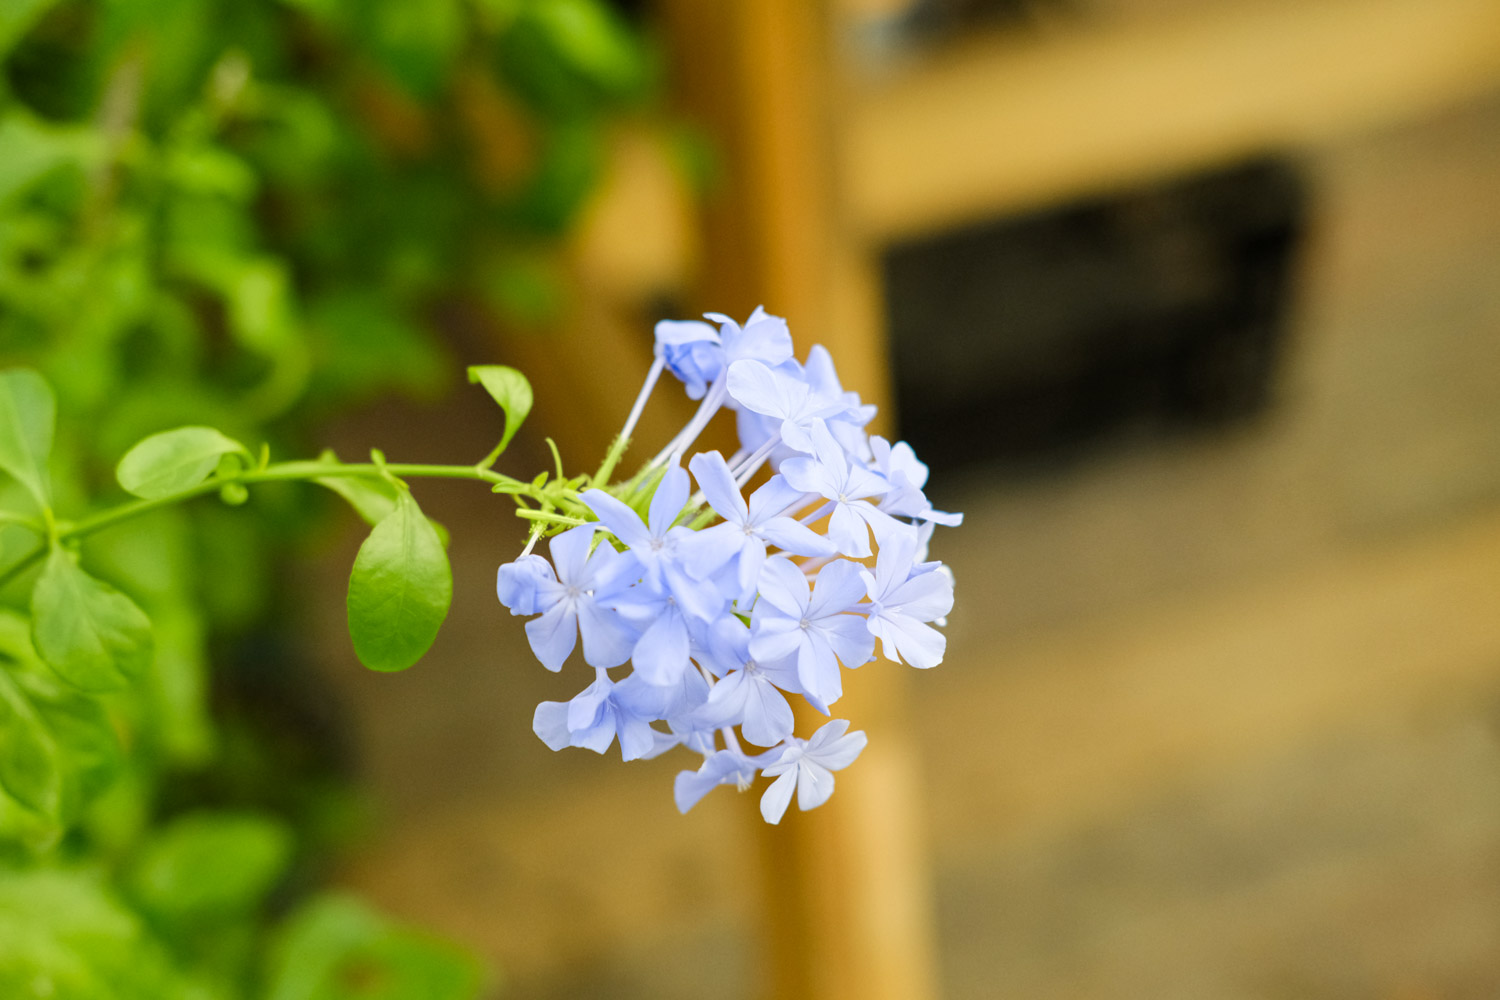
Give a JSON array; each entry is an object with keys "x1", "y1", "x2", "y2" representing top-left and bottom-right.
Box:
[
  {"x1": 592, "y1": 433, "x2": 630, "y2": 487},
  {"x1": 0, "y1": 460, "x2": 529, "y2": 593},
  {"x1": 513, "y1": 509, "x2": 588, "y2": 526},
  {"x1": 476, "y1": 440, "x2": 507, "y2": 471}
]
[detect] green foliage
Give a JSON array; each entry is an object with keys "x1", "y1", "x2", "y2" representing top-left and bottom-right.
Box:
[
  {"x1": 0, "y1": 869, "x2": 193, "y2": 1000},
  {"x1": 0, "y1": 0, "x2": 672, "y2": 992},
  {"x1": 126, "y1": 811, "x2": 293, "y2": 924},
  {"x1": 347, "y1": 489, "x2": 453, "y2": 673},
  {"x1": 0, "y1": 359, "x2": 585, "y2": 993},
  {"x1": 0, "y1": 0, "x2": 62, "y2": 59},
  {"x1": 0, "y1": 369, "x2": 55, "y2": 509},
  {"x1": 266, "y1": 895, "x2": 487, "y2": 1000}
]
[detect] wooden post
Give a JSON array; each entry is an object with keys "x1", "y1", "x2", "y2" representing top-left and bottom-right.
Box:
[{"x1": 657, "y1": 2, "x2": 940, "y2": 997}]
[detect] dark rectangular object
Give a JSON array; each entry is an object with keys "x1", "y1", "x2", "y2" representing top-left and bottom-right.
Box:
[{"x1": 883, "y1": 159, "x2": 1307, "y2": 477}]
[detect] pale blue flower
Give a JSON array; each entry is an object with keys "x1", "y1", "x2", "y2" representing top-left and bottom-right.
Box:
[
  {"x1": 803, "y1": 344, "x2": 877, "y2": 432},
  {"x1": 533, "y1": 668, "x2": 678, "y2": 761},
  {"x1": 654, "y1": 307, "x2": 794, "y2": 400},
  {"x1": 518, "y1": 526, "x2": 638, "y2": 671},
  {"x1": 725, "y1": 360, "x2": 843, "y2": 454},
  {"x1": 750, "y1": 555, "x2": 873, "y2": 707},
  {"x1": 582, "y1": 466, "x2": 729, "y2": 685},
  {"x1": 759, "y1": 720, "x2": 868, "y2": 824},
  {"x1": 674, "y1": 747, "x2": 766, "y2": 814},
  {"x1": 496, "y1": 554, "x2": 555, "y2": 616},
  {"x1": 870, "y1": 435, "x2": 963, "y2": 527},
  {"x1": 695, "y1": 616, "x2": 799, "y2": 747},
  {"x1": 685, "y1": 452, "x2": 836, "y2": 602},
  {"x1": 581, "y1": 465, "x2": 694, "y2": 592},
  {"x1": 615, "y1": 667, "x2": 716, "y2": 754},
  {"x1": 778, "y1": 421, "x2": 896, "y2": 558},
  {"x1": 860, "y1": 528, "x2": 954, "y2": 669},
  {"x1": 653, "y1": 319, "x2": 722, "y2": 400}
]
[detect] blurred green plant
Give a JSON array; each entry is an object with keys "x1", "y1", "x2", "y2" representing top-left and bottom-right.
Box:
[
  {"x1": 0, "y1": 361, "x2": 549, "y2": 998},
  {"x1": 0, "y1": 0, "x2": 662, "y2": 995}
]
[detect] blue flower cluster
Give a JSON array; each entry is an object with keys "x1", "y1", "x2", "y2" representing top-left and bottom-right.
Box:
[{"x1": 496, "y1": 308, "x2": 960, "y2": 823}]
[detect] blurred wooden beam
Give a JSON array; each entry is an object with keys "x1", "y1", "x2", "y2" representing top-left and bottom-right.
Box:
[
  {"x1": 657, "y1": 2, "x2": 936, "y2": 999},
  {"x1": 847, "y1": 0, "x2": 1500, "y2": 240}
]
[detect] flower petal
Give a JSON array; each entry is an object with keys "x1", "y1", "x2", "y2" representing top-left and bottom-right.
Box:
[
  {"x1": 740, "y1": 676, "x2": 795, "y2": 747},
  {"x1": 581, "y1": 488, "x2": 651, "y2": 549},
  {"x1": 532, "y1": 701, "x2": 571, "y2": 751},
  {"x1": 808, "y1": 725, "x2": 867, "y2": 771},
  {"x1": 796, "y1": 761, "x2": 836, "y2": 811},
  {"x1": 548, "y1": 524, "x2": 596, "y2": 583},
  {"x1": 525, "y1": 602, "x2": 578, "y2": 671},
  {"x1": 755, "y1": 556, "x2": 810, "y2": 617},
  {"x1": 577, "y1": 598, "x2": 637, "y2": 668},
  {"x1": 632, "y1": 607, "x2": 691, "y2": 685},
  {"x1": 689, "y1": 451, "x2": 748, "y2": 523},
  {"x1": 648, "y1": 465, "x2": 691, "y2": 537},
  {"x1": 760, "y1": 769, "x2": 797, "y2": 824}
]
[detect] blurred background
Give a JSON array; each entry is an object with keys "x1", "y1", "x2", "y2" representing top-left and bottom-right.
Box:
[{"x1": 4, "y1": 0, "x2": 1500, "y2": 997}]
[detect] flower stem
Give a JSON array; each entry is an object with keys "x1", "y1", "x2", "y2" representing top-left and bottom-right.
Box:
[
  {"x1": 514, "y1": 509, "x2": 588, "y2": 526},
  {"x1": 0, "y1": 459, "x2": 527, "y2": 593}
]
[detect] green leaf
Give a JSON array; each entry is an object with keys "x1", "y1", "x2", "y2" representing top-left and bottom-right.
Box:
[
  {"x1": 128, "y1": 812, "x2": 293, "y2": 923},
  {"x1": 467, "y1": 365, "x2": 532, "y2": 459},
  {"x1": 116, "y1": 426, "x2": 248, "y2": 500},
  {"x1": 0, "y1": 369, "x2": 56, "y2": 509},
  {"x1": 31, "y1": 547, "x2": 153, "y2": 692},
  {"x1": 362, "y1": 0, "x2": 464, "y2": 100},
  {"x1": 163, "y1": 142, "x2": 258, "y2": 201},
  {"x1": 0, "y1": 0, "x2": 59, "y2": 57},
  {"x1": 229, "y1": 257, "x2": 297, "y2": 353},
  {"x1": 529, "y1": 0, "x2": 647, "y2": 95},
  {"x1": 266, "y1": 894, "x2": 486, "y2": 1000},
  {"x1": 346, "y1": 490, "x2": 451, "y2": 672},
  {"x1": 0, "y1": 111, "x2": 101, "y2": 205},
  {"x1": 0, "y1": 669, "x2": 63, "y2": 820}
]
